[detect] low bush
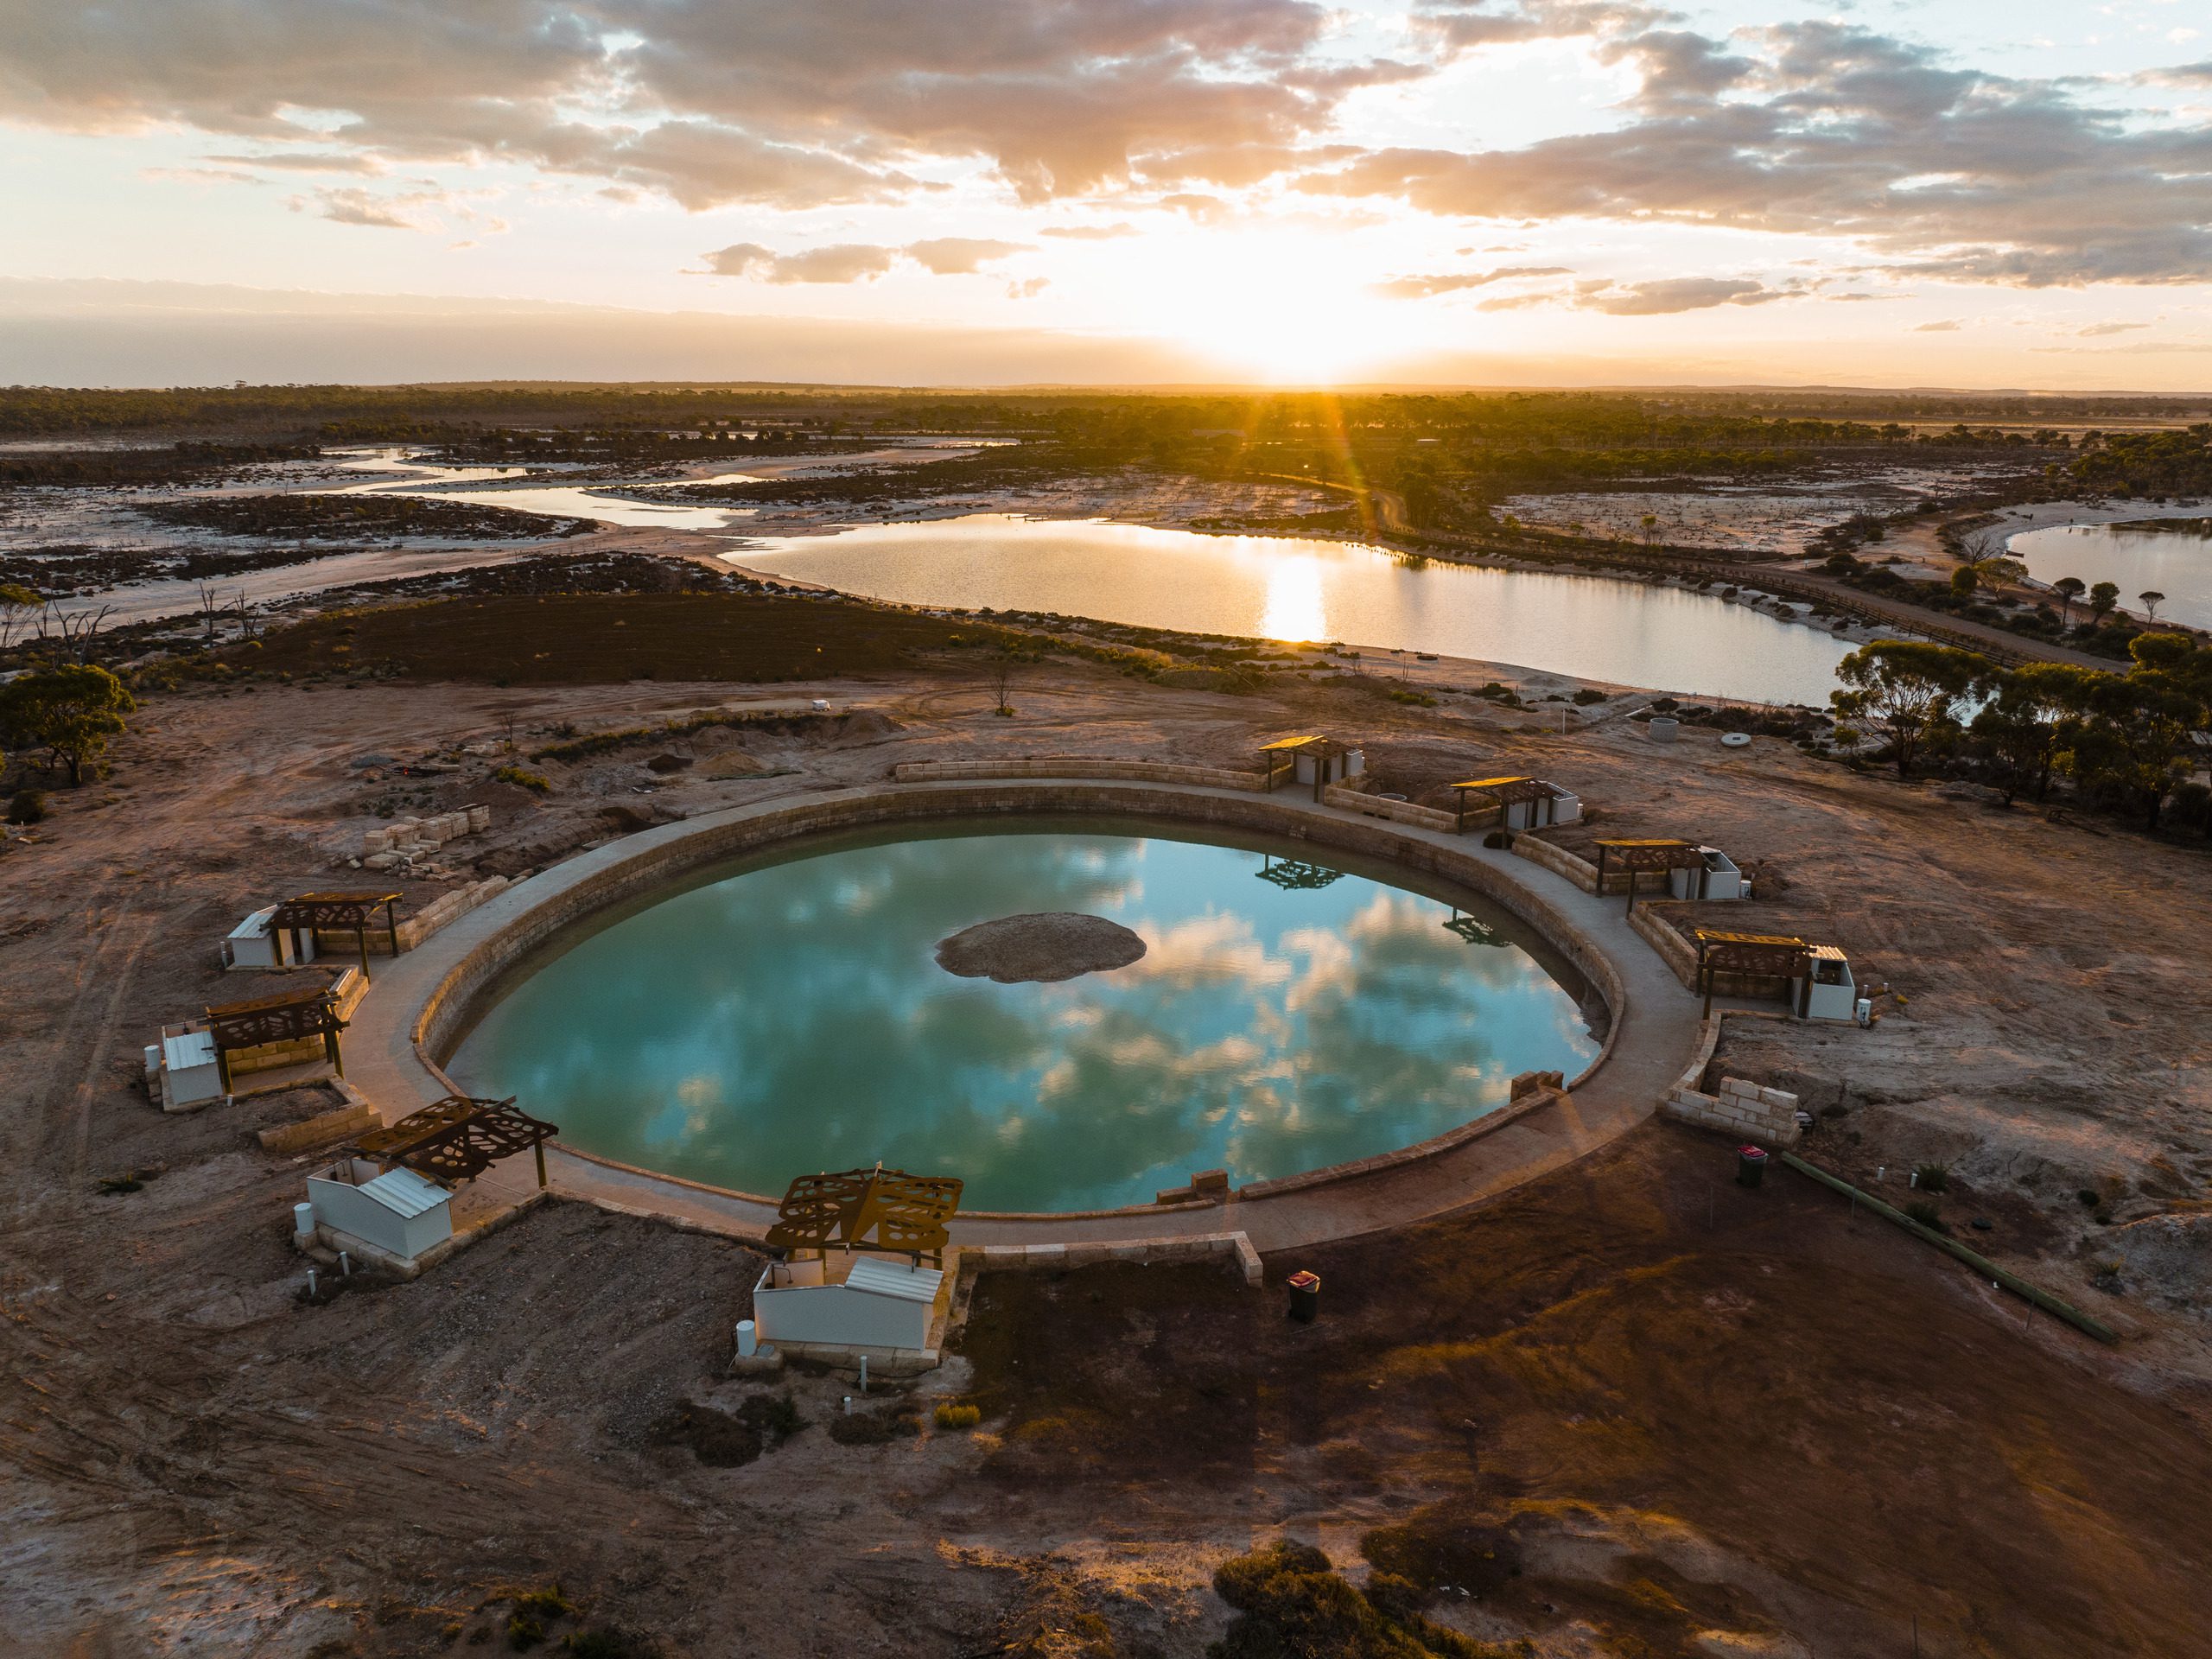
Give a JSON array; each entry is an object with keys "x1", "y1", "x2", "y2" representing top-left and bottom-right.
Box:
[
  {"x1": 1912, "y1": 1163, "x2": 1949, "y2": 1194},
  {"x1": 932, "y1": 1402, "x2": 982, "y2": 1431},
  {"x1": 7, "y1": 788, "x2": 45, "y2": 823},
  {"x1": 493, "y1": 765, "x2": 550, "y2": 794},
  {"x1": 1904, "y1": 1199, "x2": 1945, "y2": 1231},
  {"x1": 1206, "y1": 1539, "x2": 1513, "y2": 1659}
]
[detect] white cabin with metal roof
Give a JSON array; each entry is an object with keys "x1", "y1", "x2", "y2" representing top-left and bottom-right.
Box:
[
  {"x1": 753, "y1": 1253, "x2": 945, "y2": 1355},
  {"x1": 304, "y1": 1158, "x2": 455, "y2": 1263}
]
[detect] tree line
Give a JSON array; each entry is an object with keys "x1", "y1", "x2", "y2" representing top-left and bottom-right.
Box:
[{"x1": 1833, "y1": 638, "x2": 2212, "y2": 832}]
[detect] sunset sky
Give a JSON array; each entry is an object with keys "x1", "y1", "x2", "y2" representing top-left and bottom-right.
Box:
[{"x1": 3, "y1": 0, "x2": 2209, "y2": 388}]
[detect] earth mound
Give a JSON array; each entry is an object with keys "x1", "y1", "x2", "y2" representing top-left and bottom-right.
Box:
[{"x1": 936, "y1": 912, "x2": 1147, "y2": 984}]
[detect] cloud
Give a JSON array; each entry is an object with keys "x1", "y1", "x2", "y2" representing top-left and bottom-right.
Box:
[
  {"x1": 293, "y1": 186, "x2": 448, "y2": 230},
  {"x1": 1577, "y1": 276, "x2": 1787, "y2": 315},
  {"x1": 203, "y1": 150, "x2": 385, "y2": 175},
  {"x1": 1299, "y1": 18, "x2": 2212, "y2": 287},
  {"x1": 0, "y1": 0, "x2": 1372, "y2": 208},
  {"x1": 1040, "y1": 223, "x2": 1138, "y2": 240},
  {"x1": 903, "y1": 237, "x2": 1031, "y2": 275},
  {"x1": 699, "y1": 242, "x2": 899, "y2": 283},
  {"x1": 1373, "y1": 264, "x2": 1570, "y2": 298},
  {"x1": 700, "y1": 238, "x2": 1032, "y2": 283},
  {"x1": 1915, "y1": 319, "x2": 1963, "y2": 332},
  {"x1": 2075, "y1": 321, "x2": 2150, "y2": 336},
  {"x1": 1006, "y1": 276, "x2": 1051, "y2": 299}
]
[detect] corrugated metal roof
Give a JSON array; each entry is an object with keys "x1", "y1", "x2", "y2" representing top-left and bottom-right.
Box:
[
  {"x1": 162, "y1": 1029, "x2": 218, "y2": 1072},
  {"x1": 359, "y1": 1166, "x2": 451, "y2": 1219},
  {"x1": 1808, "y1": 944, "x2": 1850, "y2": 962},
  {"x1": 843, "y1": 1256, "x2": 944, "y2": 1303},
  {"x1": 228, "y1": 906, "x2": 277, "y2": 941}
]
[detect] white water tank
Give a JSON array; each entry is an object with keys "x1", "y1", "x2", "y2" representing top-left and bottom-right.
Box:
[{"x1": 1647, "y1": 717, "x2": 1679, "y2": 742}]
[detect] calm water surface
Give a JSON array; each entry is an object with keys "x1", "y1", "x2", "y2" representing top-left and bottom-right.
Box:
[
  {"x1": 733, "y1": 515, "x2": 1852, "y2": 704},
  {"x1": 448, "y1": 822, "x2": 1599, "y2": 1211},
  {"x1": 2008, "y1": 516, "x2": 2212, "y2": 630}
]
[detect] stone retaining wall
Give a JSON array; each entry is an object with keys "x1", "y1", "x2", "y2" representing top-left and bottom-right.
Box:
[
  {"x1": 957, "y1": 1230, "x2": 1263, "y2": 1287},
  {"x1": 1660, "y1": 1017, "x2": 1800, "y2": 1144},
  {"x1": 1630, "y1": 900, "x2": 1700, "y2": 988},
  {"x1": 894, "y1": 758, "x2": 1265, "y2": 791},
  {"x1": 1514, "y1": 832, "x2": 1599, "y2": 892},
  {"x1": 1319, "y1": 785, "x2": 1464, "y2": 834}
]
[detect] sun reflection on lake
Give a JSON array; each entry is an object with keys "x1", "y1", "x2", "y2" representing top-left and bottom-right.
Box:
[{"x1": 1259, "y1": 552, "x2": 1328, "y2": 643}]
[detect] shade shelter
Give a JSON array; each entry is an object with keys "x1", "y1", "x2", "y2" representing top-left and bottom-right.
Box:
[
  {"x1": 1452, "y1": 776, "x2": 1581, "y2": 833},
  {"x1": 205, "y1": 984, "x2": 347, "y2": 1091},
  {"x1": 1257, "y1": 734, "x2": 1363, "y2": 799},
  {"x1": 755, "y1": 1166, "x2": 965, "y2": 1363},
  {"x1": 765, "y1": 1165, "x2": 962, "y2": 1269},
  {"x1": 353, "y1": 1093, "x2": 559, "y2": 1191},
  {"x1": 223, "y1": 905, "x2": 317, "y2": 971},
  {"x1": 1594, "y1": 838, "x2": 1708, "y2": 913},
  {"x1": 269, "y1": 891, "x2": 403, "y2": 980},
  {"x1": 1692, "y1": 929, "x2": 1808, "y2": 1017}
]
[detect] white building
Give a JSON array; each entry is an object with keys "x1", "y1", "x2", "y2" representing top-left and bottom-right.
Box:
[
  {"x1": 1791, "y1": 945, "x2": 1859, "y2": 1022},
  {"x1": 146, "y1": 1027, "x2": 225, "y2": 1111},
  {"x1": 1669, "y1": 847, "x2": 1746, "y2": 901},
  {"x1": 753, "y1": 1254, "x2": 946, "y2": 1356},
  {"x1": 303, "y1": 1159, "x2": 455, "y2": 1264},
  {"x1": 222, "y1": 906, "x2": 318, "y2": 970}
]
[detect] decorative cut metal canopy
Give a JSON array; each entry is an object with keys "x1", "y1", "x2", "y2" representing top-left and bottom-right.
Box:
[
  {"x1": 1594, "y1": 838, "x2": 1708, "y2": 914},
  {"x1": 205, "y1": 983, "x2": 347, "y2": 1087},
  {"x1": 1692, "y1": 928, "x2": 1811, "y2": 1014},
  {"x1": 1451, "y1": 775, "x2": 1568, "y2": 832},
  {"x1": 353, "y1": 1094, "x2": 558, "y2": 1187},
  {"x1": 766, "y1": 1166, "x2": 963, "y2": 1267},
  {"x1": 270, "y1": 890, "x2": 404, "y2": 977}
]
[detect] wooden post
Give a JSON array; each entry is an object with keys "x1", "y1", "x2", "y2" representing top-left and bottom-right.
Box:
[
  {"x1": 535, "y1": 1141, "x2": 548, "y2": 1189},
  {"x1": 386, "y1": 899, "x2": 401, "y2": 961},
  {"x1": 1700, "y1": 961, "x2": 1714, "y2": 1019},
  {"x1": 356, "y1": 924, "x2": 371, "y2": 982},
  {"x1": 1624, "y1": 868, "x2": 1637, "y2": 916},
  {"x1": 327, "y1": 1028, "x2": 345, "y2": 1077},
  {"x1": 215, "y1": 1046, "x2": 232, "y2": 1095}
]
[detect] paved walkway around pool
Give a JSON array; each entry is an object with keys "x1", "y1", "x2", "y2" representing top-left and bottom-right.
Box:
[{"x1": 346, "y1": 779, "x2": 1708, "y2": 1255}]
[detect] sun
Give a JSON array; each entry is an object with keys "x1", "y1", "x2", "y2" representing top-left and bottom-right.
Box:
[{"x1": 1124, "y1": 226, "x2": 1425, "y2": 384}]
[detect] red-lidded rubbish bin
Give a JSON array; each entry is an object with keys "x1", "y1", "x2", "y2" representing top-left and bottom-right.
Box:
[
  {"x1": 1737, "y1": 1145, "x2": 1770, "y2": 1188},
  {"x1": 1287, "y1": 1269, "x2": 1320, "y2": 1323}
]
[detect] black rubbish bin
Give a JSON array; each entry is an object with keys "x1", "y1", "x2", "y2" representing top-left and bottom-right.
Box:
[
  {"x1": 1287, "y1": 1269, "x2": 1320, "y2": 1323},
  {"x1": 1737, "y1": 1145, "x2": 1770, "y2": 1189}
]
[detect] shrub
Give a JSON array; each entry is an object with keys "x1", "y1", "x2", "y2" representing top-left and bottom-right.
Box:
[
  {"x1": 563, "y1": 1631, "x2": 658, "y2": 1658},
  {"x1": 6, "y1": 789, "x2": 45, "y2": 823},
  {"x1": 1571, "y1": 688, "x2": 1606, "y2": 705},
  {"x1": 1904, "y1": 1199, "x2": 1945, "y2": 1230},
  {"x1": 830, "y1": 1405, "x2": 920, "y2": 1445},
  {"x1": 1206, "y1": 1540, "x2": 1509, "y2": 1659},
  {"x1": 2077, "y1": 1189, "x2": 2101, "y2": 1207},
  {"x1": 1912, "y1": 1163, "x2": 1949, "y2": 1194},
  {"x1": 507, "y1": 1614, "x2": 545, "y2": 1652},
  {"x1": 932, "y1": 1402, "x2": 982, "y2": 1431},
  {"x1": 493, "y1": 765, "x2": 550, "y2": 794}
]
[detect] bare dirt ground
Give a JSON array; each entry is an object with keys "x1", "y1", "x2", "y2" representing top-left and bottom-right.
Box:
[{"x1": 5, "y1": 644, "x2": 2212, "y2": 1656}]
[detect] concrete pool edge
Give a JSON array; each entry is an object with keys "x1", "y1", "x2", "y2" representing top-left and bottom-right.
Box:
[{"x1": 346, "y1": 779, "x2": 1706, "y2": 1252}]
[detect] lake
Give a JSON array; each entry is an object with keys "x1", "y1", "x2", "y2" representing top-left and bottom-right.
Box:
[
  {"x1": 732, "y1": 515, "x2": 1853, "y2": 704},
  {"x1": 2008, "y1": 516, "x2": 2212, "y2": 631}
]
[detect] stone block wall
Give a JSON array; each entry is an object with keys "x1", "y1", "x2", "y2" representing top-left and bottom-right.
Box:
[
  {"x1": 1629, "y1": 901, "x2": 1700, "y2": 989},
  {"x1": 957, "y1": 1230, "x2": 1263, "y2": 1287},
  {"x1": 395, "y1": 875, "x2": 511, "y2": 953},
  {"x1": 1512, "y1": 833, "x2": 1599, "y2": 891},
  {"x1": 1666, "y1": 1071, "x2": 1801, "y2": 1147},
  {"x1": 1318, "y1": 785, "x2": 1464, "y2": 833},
  {"x1": 894, "y1": 758, "x2": 1265, "y2": 791}
]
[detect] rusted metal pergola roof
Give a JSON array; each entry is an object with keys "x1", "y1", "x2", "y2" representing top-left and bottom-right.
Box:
[
  {"x1": 1693, "y1": 929, "x2": 1809, "y2": 977},
  {"x1": 1452, "y1": 775, "x2": 1567, "y2": 805},
  {"x1": 353, "y1": 1094, "x2": 558, "y2": 1186},
  {"x1": 1594, "y1": 837, "x2": 1707, "y2": 871},
  {"x1": 270, "y1": 890, "x2": 404, "y2": 978},
  {"x1": 205, "y1": 984, "x2": 345, "y2": 1052},
  {"x1": 766, "y1": 1166, "x2": 963, "y2": 1266}
]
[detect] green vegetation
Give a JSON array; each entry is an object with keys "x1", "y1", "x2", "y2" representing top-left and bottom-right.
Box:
[
  {"x1": 0, "y1": 664, "x2": 137, "y2": 784},
  {"x1": 1834, "y1": 634, "x2": 2212, "y2": 832},
  {"x1": 492, "y1": 765, "x2": 551, "y2": 793},
  {"x1": 7, "y1": 788, "x2": 45, "y2": 823},
  {"x1": 238, "y1": 592, "x2": 1023, "y2": 686},
  {"x1": 139, "y1": 491, "x2": 590, "y2": 542},
  {"x1": 1207, "y1": 1540, "x2": 1519, "y2": 1659},
  {"x1": 2060, "y1": 425, "x2": 2212, "y2": 498},
  {"x1": 1914, "y1": 1164, "x2": 1951, "y2": 1193},
  {"x1": 932, "y1": 1402, "x2": 982, "y2": 1431}
]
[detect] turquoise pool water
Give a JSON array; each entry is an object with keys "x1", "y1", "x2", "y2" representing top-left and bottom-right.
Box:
[{"x1": 448, "y1": 820, "x2": 1601, "y2": 1211}]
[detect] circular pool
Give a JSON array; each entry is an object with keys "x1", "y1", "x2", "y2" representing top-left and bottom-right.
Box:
[{"x1": 446, "y1": 817, "x2": 1602, "y2": 1211}]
